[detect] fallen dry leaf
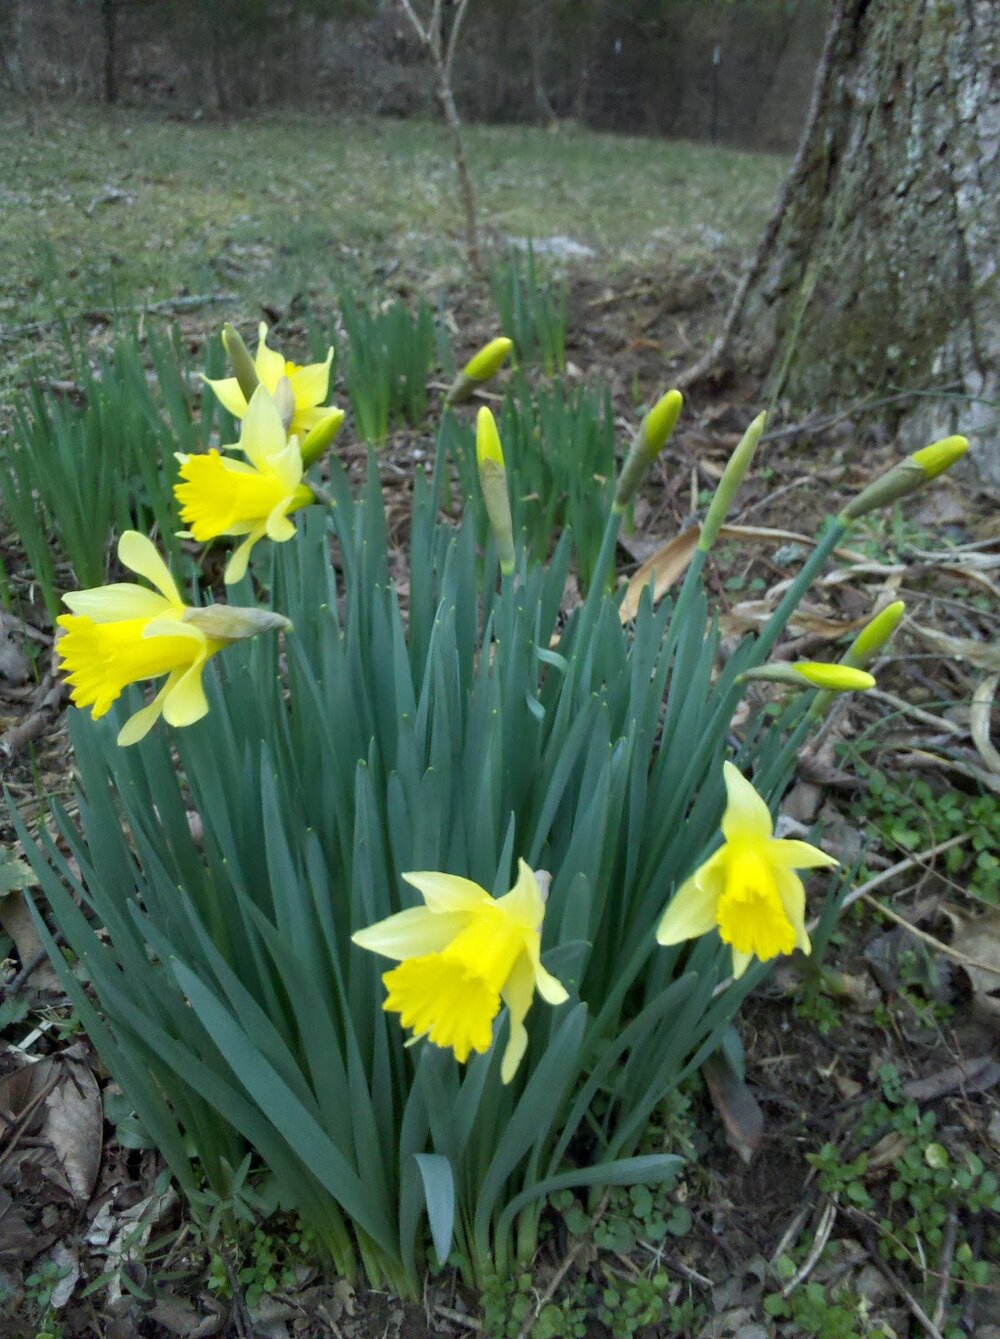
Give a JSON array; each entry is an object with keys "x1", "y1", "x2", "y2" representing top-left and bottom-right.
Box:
[
  {"x1": 971, "y1": 672, "x2": 1000, "y2": 774},
  {"x1": 940, "y1": 906, "x2": 1000, "y2": 1022},
  {"x1": 702, "y1": 1050, "x2": 763, "y2": 1164}
]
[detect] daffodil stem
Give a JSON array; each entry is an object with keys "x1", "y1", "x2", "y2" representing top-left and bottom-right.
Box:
[
  {"x1": 752, "y1": 516, "x2": 849, "y2": 664},
  {"x1": 566, "y1": 505, "x2": 623, "y2": 652}
]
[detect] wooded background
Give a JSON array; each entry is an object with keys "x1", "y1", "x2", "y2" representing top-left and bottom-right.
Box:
[{"x1": 1, "y1": 0, "x2": 829, "y2": 151}]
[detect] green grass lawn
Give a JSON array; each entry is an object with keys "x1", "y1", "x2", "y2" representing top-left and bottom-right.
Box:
[{"x1": 0, "y1": 98, "x2": 785, "y2": 336}]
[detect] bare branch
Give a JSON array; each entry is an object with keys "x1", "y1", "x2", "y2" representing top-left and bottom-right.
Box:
[
  {"x1": 444, "y1": 0, "x2": 473, "y2": 83},
  {"x1": 397, "y1": 0, "x2": 429, "y2": 48}
]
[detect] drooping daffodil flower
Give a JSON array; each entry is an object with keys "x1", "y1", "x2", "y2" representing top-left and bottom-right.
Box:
[
  {"x1": 203, "y1": 322, "x2": 337, "y2": 441},
  {"x1": 352, "y1": 860, "x2": 568, "y2": 1082},
  {"x1": 56, "y1": 531, "x2": 289, "y2": 746},
  {"x1": 656, "y1": 762, "x2": 838, "y2": 978},
  {"x1": 175, "y1": 386, "x2": 315, "y2": 584}
]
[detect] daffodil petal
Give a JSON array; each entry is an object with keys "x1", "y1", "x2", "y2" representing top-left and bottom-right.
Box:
[
  {"x1": 268, "y1": 437, "x2": 304, "y2": 491},
  {"x1": 495, "y1": 859, "x2": 545, "y2": 929},
  {"x1": 265, "y1": 501, "x2": 297, "y2": 543},
  {"x1": 62, "y1": 584, "x2": 172, "y2": 623},
  {"x1": 352, "y1": 907, "x2": 471, "y2": 960},
  {"x1": 118, "y1": 532, "x2": 184, "y2": 607},
  {"x1": 775, "y1": 868, "x2": 811, "y2": 953},
  {"x1": 731, "y1": 949, "x2": 753, "y2": 979},
  {"x1": 142, "y1": 615, "x2": 205, "y2": 643},
  {"x1": 116, "y1": 672, "x2": 179, "y2": 746},
  {"x1": 402, "y1": 871, "x2": 492, "y2": 915},
  {"x1": 526, "y1": 937, "x2": 569, "y2": 1005},
  {"x1": 500, "y1": 954, "x2": 535, "y2": 1083},
  {"x1": 254, "y1": 323, "x2": 286, "y2": 391},
  {"x1": 239, "y1": 386, "x2": 287, "y2": 473},
  {"x1": 655, "y1": 871, "x2": 719, "y2": 946},
  {"x1": 162, "y1": 659, "x2": 210, "y2": 727},
  {"x1": 202, "y1": 375, "x2": 248, "y2": 418},
  {"x1": 224, "y1": 529, "x2": 264, "y2": 585},
  {"x1": 288, "y1": 349, "x2": 333, "y2": 409},
  {"x1": 769, "y1": 839, "x2": 839, "y2": 871},
  {"x1": 720, "y1": 761, "x2": 773, "y2": 843}
]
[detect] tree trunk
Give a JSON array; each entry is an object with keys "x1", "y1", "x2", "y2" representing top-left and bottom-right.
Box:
[{"x1": 717, "y1": 0, "x2": 1000, "y2": 486}]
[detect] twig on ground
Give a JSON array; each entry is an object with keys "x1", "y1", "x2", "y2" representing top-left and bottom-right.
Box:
[
  {"x1": 845, "y1": 1208, "x2": 946, "y2": 1339},
  {"x1": 858, "y1": 890, "x2": 1000, "y2": 981},
  {"x1": 0, "y1": 934, "x2": 65, "y2": 999},
  {"x1": 435, "y1": 1305, "x2": 483, "y2": 1332},
  {"x1": 834, "y1": 834, "x2": 971, "y2": 916},
  {"x1": 931, "y1": 1207, "x2": 959, "y2": 1331},
  {"x1": 514, "y1": 1190, "x2": 610, "y2": 1339},
  {"x1": 781, "y1": 1196, "x2": 838, "y2": 1297},
  {"x1": 869, "y1": 689, "x2": 966, "y2": 736}
]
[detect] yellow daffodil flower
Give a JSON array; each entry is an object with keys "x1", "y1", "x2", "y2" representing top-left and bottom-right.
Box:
[
  {"x1": 175, "y1": 386, "x2": 315, "y2": 584},
  {"x1": 352, "y1": 860, "x2": 568, "y2": 1082},
  {"x1": 203, "y1": 322, "x2": 336, "y2": 440},
  {"x1": 56, "y1": 532, "x2": 289, "y2": 746},
  {"x1": 656, "y1": 762, "x2": 837, "y2": 978}
]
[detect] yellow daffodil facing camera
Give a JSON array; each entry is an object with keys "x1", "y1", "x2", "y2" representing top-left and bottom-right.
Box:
[
  {"x1": 175, "y1": 386, "x2": 316, "y2": 584},
  {"x1": 656, "y1": 763, "x2": 837, "y2": 978},
  {"x1": 56, "y1": 532, "x2": 290, "y2": 746},
  {"x1": 204, "y1": 322, "x2": 337, "y2": 441},
  {"x1": 352, "y1": 860, "x2": 568, "y2": 1082}
]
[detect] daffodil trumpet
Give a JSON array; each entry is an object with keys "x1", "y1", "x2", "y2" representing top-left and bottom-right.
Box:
[
  {"x1": 56, "y1": 531, "x2": 290, "y2": 747},
  {"x1": 656, "y1": 762, "x2": 837, "y2": 979},
  {"x1": 175, "y1": 385, "x2": 316, "y2": 583},
  {"x1": 205, "y1": 322, "x2": 338, "y2": 441},
  {"x1": 352, "y1": 860, "x2": 568, "y2": 1082}
]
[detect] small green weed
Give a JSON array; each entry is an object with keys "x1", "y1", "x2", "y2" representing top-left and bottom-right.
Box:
[{"x1": 798, "y1": 1081, "x2": 1000, "y2": 1337}]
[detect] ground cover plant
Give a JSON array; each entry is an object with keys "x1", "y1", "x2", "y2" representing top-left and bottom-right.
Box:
[{"x1": 7, "y1": 297, "x2": 974, "y2": 1316}]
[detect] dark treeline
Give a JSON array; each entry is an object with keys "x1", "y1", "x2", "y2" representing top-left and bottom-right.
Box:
[{"x1": 0, "y1": 0, "x2": 828, "y2": 151}]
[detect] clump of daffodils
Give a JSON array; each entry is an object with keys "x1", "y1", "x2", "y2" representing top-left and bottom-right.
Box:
[{"x1": 35, "y1": 312, "x2": 972, "y2": 1295}]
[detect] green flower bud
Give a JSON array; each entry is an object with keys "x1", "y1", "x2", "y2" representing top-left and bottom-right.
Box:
[
  {"x1": 698, "y1": 411, "x2": 767, "y2": 553},
  {"x1": 221, "y1": 324, "x2": 260, "y2": 402}
]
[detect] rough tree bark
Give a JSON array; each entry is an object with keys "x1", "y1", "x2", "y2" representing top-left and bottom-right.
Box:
[{"x1": 684, "y1": 0, "x2": 1000, "y2": 486}]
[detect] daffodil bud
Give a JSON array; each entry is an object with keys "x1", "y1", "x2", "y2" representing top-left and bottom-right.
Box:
[
  {"x1": 221, "y1": 324, "x2": 260, "y2": 402},
  {"x1": 807, "y1": 601, "x2": 903, "y2": 718},
  {"x1": 445, "y1": 337, "x2": 514, "y2": 406},
  {"x1": 300, "y1": 407, "x2": 346, "y2": 467},
  {"x1": 841, "y1": 436, "x2": 969, "y2": 521},
  {"x1": 844, "y1": 600, "x2": 905, "y2": 666},
  {"x1": 476, "y1": 407, "x2": 515, "y2": 575},
  {"x1": 182, "y1": 605, "x2": 292, "y2": 642},
  {"x1": 740, "y1": 661, "x2": 875, "y2": 692},
  {"x1": 698, "y1": 411, "x2": 767, "y2": 553},
  {"x1": 613, "y1": 389, "x2": 684, "y2": 513}
]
